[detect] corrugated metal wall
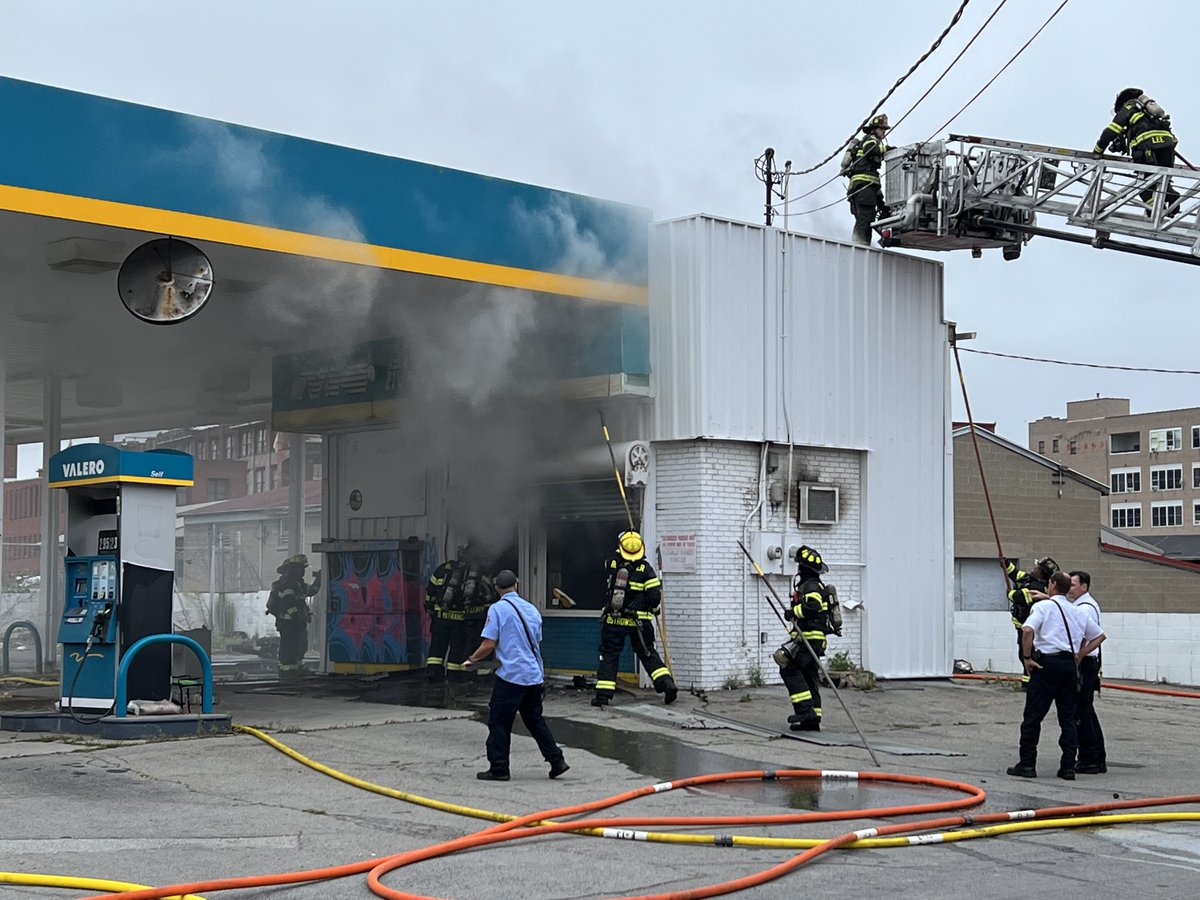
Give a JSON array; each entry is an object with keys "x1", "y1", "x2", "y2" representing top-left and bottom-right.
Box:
[{"x1": 649, "y1": 216, "x2": 952, "y2": 678}]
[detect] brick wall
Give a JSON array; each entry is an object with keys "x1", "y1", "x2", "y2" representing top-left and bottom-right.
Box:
[{"x1": 655, "y1": 439, "x2": 864, "y2": 691}]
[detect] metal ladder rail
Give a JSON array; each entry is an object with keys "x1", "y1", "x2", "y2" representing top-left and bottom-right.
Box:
[{"x1": 952, "y1": 142, "x2": 1200, "y2": 248}]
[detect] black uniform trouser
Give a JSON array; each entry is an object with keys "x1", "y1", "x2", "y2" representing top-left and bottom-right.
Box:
[
  {"x1": 848, "y1": 183, "x2": 883, "y2": 245},
  {"x1": 427, "y1": 614, "x2": 471, "y2": 678},
  {"x1": 780, "y1": 640, "x2": 824, "y2": 722},
  {"x1": 1076, "y1": 655, "x2": 1105, "y2": 767},
  {"x1": 593, "y1": 620, "x2": 674, "y2": 699},
  {"x1": 1015, "y1": 630, "x2": 1030, "y2": 685},
  {"x1": 277, "y1": 619, "x2": 309, "y2": 670},
  {"x1": 1018, "y1": 651, "x2": 1078, "y2": 771},
  {"x1": 485, "y1": 677, "x2": 565, "y2": 776},
  {"x1": 1136, "y1": 144, "x2": 1179, "y2": 208}
]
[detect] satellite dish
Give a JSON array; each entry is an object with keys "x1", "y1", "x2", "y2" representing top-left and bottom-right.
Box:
[{"x1": 117, "y1": 238, "x2": 214, "y2": 324}]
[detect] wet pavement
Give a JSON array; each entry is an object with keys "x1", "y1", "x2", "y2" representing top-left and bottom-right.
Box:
[{"x1": 2, "y1": 669, "x2": 1198, "y2": 898}]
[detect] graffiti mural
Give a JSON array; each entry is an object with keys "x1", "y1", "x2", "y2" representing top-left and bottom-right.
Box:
[{"x1": 326, "y1": 548, "x2": 428, "y2": 670}]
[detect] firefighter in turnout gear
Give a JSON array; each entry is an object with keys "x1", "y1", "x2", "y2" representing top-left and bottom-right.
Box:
[
  {"x1": 846, "y1": 114, "x2": 891, "y2": 245},
  {"x1": 1094, "y1": 88, "x2": 1180, "y2": 213},
  {"x1": 266, "y1": 554, "x2": 321, "y2": 678},
  {"x1": 592, "y1": 531, "x2": 678, "y2": 707},
  {"x1": 1006, "y1": 557, "x2": 1057, "y2": 688},
  {"x1": 777, "y1": 545, "x2": 833, "y2": 731},
  {"x1": 425, "y1": 550, "x2": 492, "y2": 681}
]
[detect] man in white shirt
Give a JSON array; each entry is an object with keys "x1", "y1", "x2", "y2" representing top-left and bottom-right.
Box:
[
  {"x1": 1007, "y1": 571, "x2": 1105, "y2": 781},
  {"x1": 1069, "y1": 570, "x2": 1106, "y2": 774}
]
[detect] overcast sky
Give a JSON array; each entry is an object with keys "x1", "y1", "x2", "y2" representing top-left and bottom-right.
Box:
[{"x1": 3, "y1": 0, "x2": 1199, "y2": 470}]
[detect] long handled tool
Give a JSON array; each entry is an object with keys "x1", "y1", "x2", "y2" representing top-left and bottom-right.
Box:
[
  {"x1": 737, "y1": 539, "x2": 881, "y2": 767},
  {"x1": 599, "y1": 411, "x2": 674, "y2": 673}
]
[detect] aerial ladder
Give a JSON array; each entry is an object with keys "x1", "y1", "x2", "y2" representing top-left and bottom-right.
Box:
[{"x1": 874, "y1": 134, "x2": 1200, "y2": 265}]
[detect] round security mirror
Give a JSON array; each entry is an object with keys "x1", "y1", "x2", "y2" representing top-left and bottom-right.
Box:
[{"x1": 117, "y1": 238, "x2": 214, "y2": 324}]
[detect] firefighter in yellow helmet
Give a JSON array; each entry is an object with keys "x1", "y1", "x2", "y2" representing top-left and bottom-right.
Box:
[
  {"x1": 265, "y1": 554, "x2": 321, "y2": 678},
  {"x1": 776, "y1": 545, "x2": 834, "y2": 731},
  {"x1": 845, "y1": 114, "x2": 891, "y2": 245},
  {"x1": 592, "y1": 531, "x2": 677, "y2": 707}
]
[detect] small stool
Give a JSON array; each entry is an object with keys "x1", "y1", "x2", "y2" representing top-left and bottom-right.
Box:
[{"x1": 172, "y1": 677, "x2": 201, "y2": 712}]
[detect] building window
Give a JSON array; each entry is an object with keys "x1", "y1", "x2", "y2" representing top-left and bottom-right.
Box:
[
  {"x1": 1110, "y1": 468, "x2": 1141, "y2": 494},
  {"x1": 1110, "y1": 431, "x2": 1140, "y2": 454},
  {"x1": 278, "y1": 519, "x2": 290, "y2": 549},
  {"x1": 240, "y1": 431, "x2": 252, "y2": 457},
  {"x1": 195, "y1": 440, "x2": 207, "y2": 460},
  {"x1": 1151, "y1": 501, "x2": 1183, "y2": 527},
  {"x1": 1068, "y1": 439, "x2": 1077, "y2": 455},
  {"x1": 1149, "y1": 427, "x2": 1183, "y2": 452},
  {"x1": 1193, "y1": 463, "x2": 1200, "y2": 489},
  {"x1": 253, "y1": 467, "x2": 265, "y2": 493},
  {"x1": 1150, "y1": 465, "x2": 1183, "y2": 491},
  {"x1": 226, "y1": 434, "x2": 236, "y2": 458},
  {"x1": 210, "y1": 438, "x2": 219, "y2": 460},
  {"x1": 1193, "y1": 425, "x2": 1200, "y2": 449},
  {"x1": 256, "y1": 428, "x2": 268, "y2": 454},
  {"x1": 1037, "y1": 440, "x2": 1045, "y2": 454},
  {"x1": 1052, "y1": 438, "x2": 1060, "y2": 453},
  {"x1": 311, "y1": 462, "x2": 322, "y2": 481},
  {"x1": 206, "y1": 478, "x2": 231, "y2": 501},
  {"x1": 1194, "y1": 501, "x2": 1200, "y2": 526},
  {"x1": 281, "y1": 458, "x2": 291, "y2": 487},
  {"x1": 1111, "y1": 504, "x2": 1142, "y2": 529}
]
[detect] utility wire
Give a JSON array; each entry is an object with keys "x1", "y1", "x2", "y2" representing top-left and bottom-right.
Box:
[
  {"x1": 960, "y1": 347, "x2": 1200, "y2": 376},
  {"x1": 783, "y1": 0, "x2": 1068, "y2": 219},
  {"x1": 783, "y1": 0, "x2": 1009, "y2": 208},
  {"x1": 918, "y1": 0, "x2": 1070, "y2": 143},
  {"x1": 792, "y1": 0, "x2": 972, "y2": 176}
]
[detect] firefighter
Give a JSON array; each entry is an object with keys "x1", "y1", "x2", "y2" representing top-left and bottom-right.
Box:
[
  {"x1": 425, "y1": 551, "x2": 469, "y2": 681},
  {"x1": 776, "y1": 545, "x2": 832, "y2": 731},
  {"x1": 266, "y1": 554, "x2": 321, "y2": 679},
  {"x1": 846, "y1": 114, "x2": 891, "y2": 245},
  {"x1": 1094, "y1": 87, "x2": 1180, "y2": 213},
  {"x1": 460, "y1": 558, "x2": 496, "y2": 677},
  {"x1": 592, "y1": 531, "x2": 677, "y2": 707},
  {"x1": 1005, "y1": 557, "x2": 1057, "y2": 688}
]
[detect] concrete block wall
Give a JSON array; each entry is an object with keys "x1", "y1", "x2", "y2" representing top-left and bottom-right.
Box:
[
  {"x1": 954, "y1": 610, "x2": 1200, "y2": 687},
  {"x1": 655, "y1": 439, "x2": 864, "y2": 691}
]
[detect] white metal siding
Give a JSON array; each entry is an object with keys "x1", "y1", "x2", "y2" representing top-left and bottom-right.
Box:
[{"x1": 649, "y1": 216, "x2": 951, "y2": 678}]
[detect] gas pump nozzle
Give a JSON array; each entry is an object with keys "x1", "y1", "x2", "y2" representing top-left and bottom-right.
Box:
[{"x1": 90, "y1": 603, "x2": 114, "y2": 640}]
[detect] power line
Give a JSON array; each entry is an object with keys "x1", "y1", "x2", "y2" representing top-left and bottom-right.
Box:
[
  {"x1": 783, "y1": 0, "x2": 1009, "y2": 207},
  {"x1": 960, "y1": 347, "x2": 1200, "y2": 376},
  {"x1": 782, "y1": 0, "x2": 1067, "y2": 220},
  {"x1": 918, "y1": 0, "x2": 1070, "y2": 143},
  {"x1": 791, "y1": 0, "x2": 972, "y2": 176}
]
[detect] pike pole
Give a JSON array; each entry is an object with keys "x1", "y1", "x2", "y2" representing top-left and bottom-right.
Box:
[
  {"x1": 737, "y1": 539, "x2": 880, "y2": 767},
  {"x1": 600, "y1": 410, "x2": 673, "y2": 674}
]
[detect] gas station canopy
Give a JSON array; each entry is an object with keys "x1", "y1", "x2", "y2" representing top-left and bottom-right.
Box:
[{"x1": 0, "y1": 76, "x2": 651, "y2": 443}]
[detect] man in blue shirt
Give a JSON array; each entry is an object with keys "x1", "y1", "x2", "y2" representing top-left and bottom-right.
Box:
[{"x1": 462, "y1": 569, "x2": 569, "y2": 781}]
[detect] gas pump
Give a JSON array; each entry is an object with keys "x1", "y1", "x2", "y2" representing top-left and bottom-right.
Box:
[{"x1": 49, "y1": 444, "x2": 193, "y2": 715}]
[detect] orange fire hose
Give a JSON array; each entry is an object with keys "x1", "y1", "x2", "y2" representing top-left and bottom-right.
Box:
[{"x1": 953, "y1": 671, "x2": 1200, "y2": 699}]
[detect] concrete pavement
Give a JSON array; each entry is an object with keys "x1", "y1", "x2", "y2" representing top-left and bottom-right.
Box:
[{"x1": 2, "y1": 672, "x2": 1198, "y2": 898}]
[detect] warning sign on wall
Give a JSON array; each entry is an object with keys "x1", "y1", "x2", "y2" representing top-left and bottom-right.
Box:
[{"x1": 658, "y1": 533, "x2": 697, "y2": 573}]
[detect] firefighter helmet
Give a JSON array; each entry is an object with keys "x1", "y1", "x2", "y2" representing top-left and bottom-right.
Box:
[
  {"x1": 863, "y1": 114, "x2": 890, "y2": 134},
  {"x1": 1115, "y1": 87, "x2": 1143, "y2": 111},
  {"x1": 278, "y1": 554, "x2": 308, "y2": 573},
  {"x1": 1036, "y1": 557, "x2": 1060, "y2": 577},
  {"x1": 617, "y1": 531, "x2": 645, "y2": 561},
  {"x1": 796, "y1": 545, "x2": 828, "y2": 574}
]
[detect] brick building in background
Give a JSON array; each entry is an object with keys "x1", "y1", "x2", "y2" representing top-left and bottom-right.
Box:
[{"x1": 1029, "y1": 397, "x2": 1200, "y2": 560}]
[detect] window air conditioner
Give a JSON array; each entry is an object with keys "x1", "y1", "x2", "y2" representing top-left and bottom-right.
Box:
[{"x1": 796, "y1": 483, "x2": 839, "y2": 525}]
